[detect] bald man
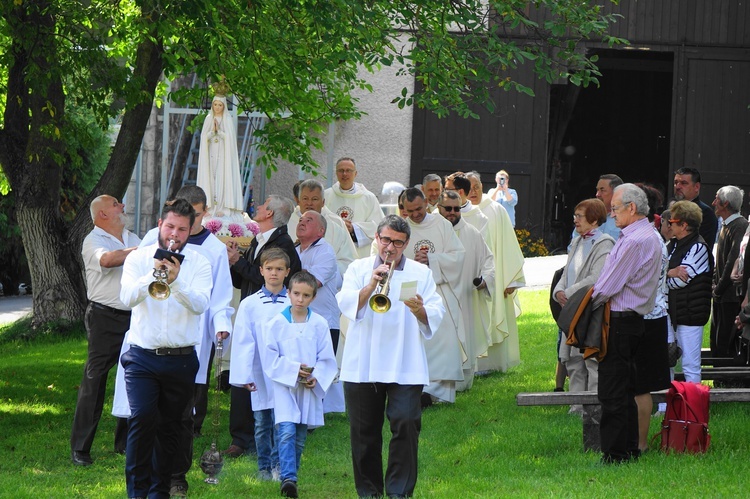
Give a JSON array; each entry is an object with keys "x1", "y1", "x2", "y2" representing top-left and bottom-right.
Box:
[{"x1": 71, "y1": 195, "x2": 141, "y2": 466}]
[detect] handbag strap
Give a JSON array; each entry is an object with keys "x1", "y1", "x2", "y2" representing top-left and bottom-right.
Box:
[{"x1": 673, "y1": 391, "x2": 704, "y2": 423}]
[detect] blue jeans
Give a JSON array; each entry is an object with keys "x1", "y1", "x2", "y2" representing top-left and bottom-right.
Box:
[
  {"x1": 276, "y1": 422, "x2": 307, "y2": 482},
  {"x1": 254, "y1": 409, "x2": 279, "y2": 472}
]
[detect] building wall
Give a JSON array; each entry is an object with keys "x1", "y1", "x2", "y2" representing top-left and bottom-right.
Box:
[{"x1": 263, "y1": 46, "x2": 416, "y2": 204}]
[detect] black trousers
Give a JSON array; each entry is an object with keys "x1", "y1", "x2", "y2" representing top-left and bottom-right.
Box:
[
  {"x1": 229, "y1": 385, "x2": 256, "y2": 451},
  {"x1": 345, "y1": 382, "x2": 422, "y2": 498},
  {"x1": 70, "y1": 303, "x2": 130, "y2": 454},
  {"x1": 598, "y1": 315, "x2": 643, "y2": 463},
  {"x1": 711, "y1": 300, "x2": 741, "y2": 359},
  {"x1": 123, "y1": 346, "x2": 198, "y2": 498}
]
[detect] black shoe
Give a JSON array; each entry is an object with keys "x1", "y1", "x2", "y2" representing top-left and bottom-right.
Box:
[
  {"x1": 281, "y1": 479, "x2": 298, "y2": 498},
  {"x1": 71, "y1": 450, "x2": 93, "y2": 466},
  {"x1": 420, "y1": 392, "x2": 433, "y2": 409}
]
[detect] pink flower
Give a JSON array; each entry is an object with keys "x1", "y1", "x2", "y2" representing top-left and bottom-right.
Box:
[
  {"x1": 228, "y1": 223, "x2": 245, "y2": 238},
  {"x1": 205, "y1": 219, "x2": 223, "y2": 234},
  {"x1": 246, "y1": 221, "x2": 260, "y2": 236}
]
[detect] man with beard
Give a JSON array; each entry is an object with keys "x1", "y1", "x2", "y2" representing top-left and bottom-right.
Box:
[
  {"x1": 421, "y1": 174, "x2": 443, "y2": 213},
  {"x1": 71, "y1": 195, "x2": 140, "y2": 466},
  {"x1": 401, "y1": 188, "x2": 465, "y2": 405},
  {"x1": 438, "y1": 190, "x2": 495, "y2": 391},
  {"x1": 119, "y1": 199, "x2": 213, "y2": 498}
]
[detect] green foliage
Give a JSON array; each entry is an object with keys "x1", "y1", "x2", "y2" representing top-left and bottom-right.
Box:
[
  {"x1": 59, "y1": 101, "x2": 112, "y2": 219},
  {"x1": 0, "y1": 317, "x2": 85, "y2": 345}
]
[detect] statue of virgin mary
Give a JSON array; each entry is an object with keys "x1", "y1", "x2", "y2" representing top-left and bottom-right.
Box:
[{"x1": 196, "y1": 94, "x2": 245, "y2": 221}]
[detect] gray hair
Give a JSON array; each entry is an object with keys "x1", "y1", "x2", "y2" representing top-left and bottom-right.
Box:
[
  {"x1": 615, "y1": 183, "x2": 649, "y2": 216},
  {"x1": 377, "y1": 214, "x2": 410, "y2": 240},
  {"x1": 305, "y1": 210, "x2": 327, "y2": 233},
  {"x1": 267, "y1": 195, "x2": 295, "y2": 227},
  {"x1": 600, "y1": 173, "x2": 623, "y2": 190},
  {"x1": 422, "y1": 173, "x2": 442, "y2": 185},
  {"x1": 299, "y1": 178, "x2": 324, "y2": 194},
  {"x1": 716, "y1": 185, "x2": 744, "y2": 213},
  {"x1": 465, "y1": 171, "x2": 482, "y2": 183}
]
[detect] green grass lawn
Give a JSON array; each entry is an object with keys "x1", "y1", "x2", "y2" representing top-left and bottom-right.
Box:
[{"x1": 2, "y1": 289, "x2": 750, "y2": 498}]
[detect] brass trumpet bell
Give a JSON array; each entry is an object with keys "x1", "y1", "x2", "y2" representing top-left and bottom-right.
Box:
[
  {"x1": 148, "y1": 265, "x2": 170, "y2": 300},
  {"x1": 369, "y1": 257, "x2": 395, "y2": 313},
  {"x1": 369, "y1": 293, "x2": 391, "y2": 313}
]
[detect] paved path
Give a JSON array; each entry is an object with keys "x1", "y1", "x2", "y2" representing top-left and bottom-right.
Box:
[{"x1": 0, "y1": 295, "x2": 33, "y2": 324}]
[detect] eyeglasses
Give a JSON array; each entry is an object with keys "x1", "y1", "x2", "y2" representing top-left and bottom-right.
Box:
[
  {"x1": 573, "y1": 213, "x2": 586, "y2": 220},
  {"x1": 336, "y1": 169, "x2": 355, "y2": 175},
  {"x1": 378, "y1": 236, "x2": 407, "y2": 248},
  {"x1": 439, "y1": 205, "x2": 461, "y2": 212},
  {"x1": 668, "y1": 219, "x2": 683, "y2": 226},
  {"x1": 610, "y1": 202, "x2": 632, "y2": 212}
]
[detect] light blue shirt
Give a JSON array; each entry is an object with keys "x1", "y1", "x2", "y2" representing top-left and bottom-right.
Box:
[{"x1": 495, "y1": 188, "x2": 518, "y2": 227}]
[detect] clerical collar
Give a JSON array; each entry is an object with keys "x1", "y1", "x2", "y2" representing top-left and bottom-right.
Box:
[
  {"x1": 460, "y1": 200, "x2": 472, "y2": 213},
  {"x1": 373, "y1": 254, "x2": 406, "y2": 271},
  {"x1": 340, "y1": 183, "x2": 358, "y2": 194}
]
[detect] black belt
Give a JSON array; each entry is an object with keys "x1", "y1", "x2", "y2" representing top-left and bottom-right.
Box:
[
  {"x1": 610, "y1": 310, "x2": 641, "y2": 318},
  {"x1": 137, "y1": 345, "x2": 195, "y2": 356},
  {"x1": 90, "y1": 301, "x2": 131, "y2": 317}
]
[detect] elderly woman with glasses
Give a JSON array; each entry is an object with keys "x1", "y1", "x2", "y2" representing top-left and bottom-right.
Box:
[
  {"x1": 666, "y1": 200, "x2": 714, "y2": 383},
  {"x1": 553, "y1": 198, "x2": 615, "y2": 411}
]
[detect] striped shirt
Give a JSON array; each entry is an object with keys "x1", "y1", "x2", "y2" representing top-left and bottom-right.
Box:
[
  {"x1": 592, "y1": 216, "x2": 663, "y2": 315},
  {"x1": 666, "y1": 241, "x2": 711, "y2": 290}
]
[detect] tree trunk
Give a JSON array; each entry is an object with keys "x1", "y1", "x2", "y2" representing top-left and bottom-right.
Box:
[{"x1": 17, "y1": 204, "x2": 87, "y2": 324}]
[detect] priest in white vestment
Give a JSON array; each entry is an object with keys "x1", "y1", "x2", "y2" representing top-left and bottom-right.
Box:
[
  {"x1": 438, "y1": 190, "x2": 495, "y2": 391},
  {"x1": 324, "y1": 157, "x2": 385, "y2": 258},
  {"x1": 401, "y1": 188, "x2": 466, "y2": 404},
  {"x1": 288, "y1": 179, "x2": 357, "y2": 276},
  {"x1": 421, "y1": 173, "x2": 443, "y2": 214},
  {"x1": 445, "y1": 173, "x2": 489, "y2": 236},
  {"x1": 465, "y1": 172, "x2": 525, "y2": 373}
]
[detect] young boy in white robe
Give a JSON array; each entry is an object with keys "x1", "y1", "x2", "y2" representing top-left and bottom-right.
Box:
[
  {"x1": 229, "y1": 248, "x2": 291, "y2": 482},
  {"x1": 260, "y1": 270, "x2": 337, "y2": 498}
]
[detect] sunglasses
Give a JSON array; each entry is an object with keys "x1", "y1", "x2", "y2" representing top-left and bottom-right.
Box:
[
  {"x1": 439, "y1": 205, "x2": 461, "y2": 212},
  {"x1": 668, "y1": 219, "x2": 683, "y2": 226}
]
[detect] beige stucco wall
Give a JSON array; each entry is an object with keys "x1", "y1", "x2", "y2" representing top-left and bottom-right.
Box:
[{"x1": 260, "y1": 57, "x2": 416, "y2": 206}]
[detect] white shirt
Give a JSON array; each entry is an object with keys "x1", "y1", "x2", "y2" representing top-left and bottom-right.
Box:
[
  {"x1": 81, "y1": 226, "x2": 141, "y2": 310},
  {"x1": 338, "y1": 256, "x2": 445, "y2": 385},
  {"x1": 297, "y1": 238, "x2": 342, "y2": 329},
  {"x1": 121, "y1": 243, "x2": 213, "y2": 349},
  {"x1": 255, "y1": 227, "x2": 277, "y2": 259},
  {"x1": 140, "y1": 227, "x2": 235, "y2": 382}
]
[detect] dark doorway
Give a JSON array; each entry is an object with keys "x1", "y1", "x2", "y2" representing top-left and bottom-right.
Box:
[{"x1": 547, "y1": 49, "x2": 674, "y2": 249}]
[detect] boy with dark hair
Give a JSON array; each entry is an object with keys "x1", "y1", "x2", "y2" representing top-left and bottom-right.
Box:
[
  {"x1": 230, "y1": 247, "x2": 292, "y2": 482},
  {"x1": 261, "y1": 270, "x2": 337, "y2": 498}
]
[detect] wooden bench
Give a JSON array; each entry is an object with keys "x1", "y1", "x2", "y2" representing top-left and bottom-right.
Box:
[{"x1": 516, "y1": 388, "x2": 750, "y2": 451}]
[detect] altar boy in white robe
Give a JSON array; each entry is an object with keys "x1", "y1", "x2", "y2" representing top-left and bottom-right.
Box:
[
  {"x1": 401, "y1": 188, "x2": 466, "y2": 405},
  {"x1": 260, "y1": 271, "x2": 337, "y2": 499}
]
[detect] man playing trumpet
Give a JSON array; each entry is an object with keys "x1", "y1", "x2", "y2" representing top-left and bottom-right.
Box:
[
  {"x1": 337, "y1": 215, "x2": 445, "y2": 498},
  {"x1": 119, "y1": 199, "x2": 213, "y2": 498}
]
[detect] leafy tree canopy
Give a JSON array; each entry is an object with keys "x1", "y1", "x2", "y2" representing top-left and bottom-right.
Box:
[{"x1": 0, "y1": 0, "x2": 624, "y2": 324}]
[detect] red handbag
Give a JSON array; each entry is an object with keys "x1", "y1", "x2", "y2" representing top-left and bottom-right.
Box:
[{"x1": 660, "y1": 381, "x2": 711, "y2": 453}]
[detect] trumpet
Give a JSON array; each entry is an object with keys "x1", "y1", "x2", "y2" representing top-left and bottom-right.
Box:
[
  {"x1": 369, "y1": 253, "x2": 395, "y2": 313},
  {"x1": 148, "y1": 239, "x2": 175, "y2": 300}
]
